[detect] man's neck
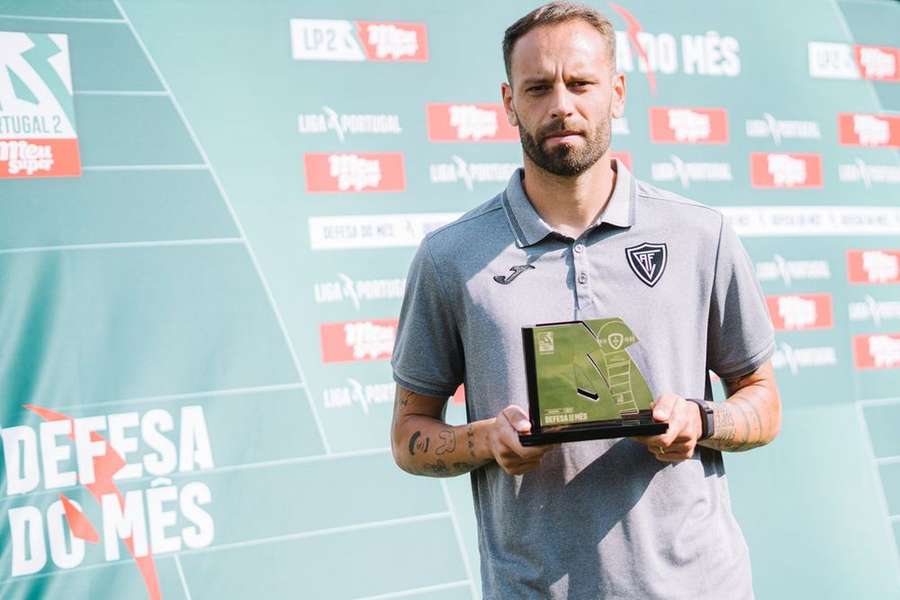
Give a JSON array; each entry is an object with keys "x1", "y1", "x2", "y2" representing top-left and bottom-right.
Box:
[{"x1": 520, "y1": 154, "x2": 617, "y2": 240}]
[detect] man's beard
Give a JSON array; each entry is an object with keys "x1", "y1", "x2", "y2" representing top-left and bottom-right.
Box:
[{"x1": 518, "y1": 113, "x2": 611, "y2": 177}]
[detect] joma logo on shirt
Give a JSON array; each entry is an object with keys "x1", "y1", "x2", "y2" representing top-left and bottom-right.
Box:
[{"x1": 493, "y1": 264, "x2": 535, "y2": 284}]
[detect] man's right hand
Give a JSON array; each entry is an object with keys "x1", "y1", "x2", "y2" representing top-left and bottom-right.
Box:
[{"x1": 487, "y1": 405, "x2": 558, "y2": 475}]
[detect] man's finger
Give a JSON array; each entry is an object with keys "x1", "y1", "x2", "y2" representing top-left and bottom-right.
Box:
[
  {"x1": 651, "y1": 394, "x2": 679, "y2": 422},
  {"x1": 496, "y1": 422, "x2": 546, "y2": 461},
  {"x1": 660, "y1": 441, "x2": 693, "y2": 455},
  {"x1": 633, "y1": 434, "x2": 666, "y2": 448},
  {"x1": 506, "y1": 458, "x2": 543, "y2": 475},
  {"x1": 654, "y1": 450, "x2": 693, "y2": 463}
]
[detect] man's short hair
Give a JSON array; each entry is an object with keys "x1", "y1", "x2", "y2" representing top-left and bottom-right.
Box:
[{"x1": 502, "y1": 1, "x2": 617, "y2": 84}]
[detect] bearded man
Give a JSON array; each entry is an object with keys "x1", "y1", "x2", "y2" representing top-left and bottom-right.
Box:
[{"x1": 390, "y1": 3, "x2": 781, "y2": 598}]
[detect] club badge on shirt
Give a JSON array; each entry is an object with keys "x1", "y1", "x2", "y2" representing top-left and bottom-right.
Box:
[{"x1": 626, "y1": 242, "x2": 668, "y2": 287}]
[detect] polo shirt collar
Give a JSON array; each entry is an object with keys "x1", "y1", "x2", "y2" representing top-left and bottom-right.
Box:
[{"x1": 502, "y1": 157, "x2": 635, "y2": 248}]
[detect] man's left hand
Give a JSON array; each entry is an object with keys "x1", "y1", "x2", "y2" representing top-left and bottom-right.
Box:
[{"x1": 633, "y1": 393, "x2": 703, "y2": 462}]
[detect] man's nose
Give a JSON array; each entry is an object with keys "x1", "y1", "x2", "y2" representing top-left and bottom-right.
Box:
[{"x1": 548, "y1": 83, "x2": 574, "y2": 120}]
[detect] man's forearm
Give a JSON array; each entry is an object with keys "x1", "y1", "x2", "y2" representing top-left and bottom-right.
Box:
[
  {"x1": 699, "y1": 364, "x2": 781, "y2": 452},
  {"x1": 699, "y1": 367, "x2": 781, "y2": 452},
  {"x1": 392, "y1": 414, "x2": 494, "y2": 477}
]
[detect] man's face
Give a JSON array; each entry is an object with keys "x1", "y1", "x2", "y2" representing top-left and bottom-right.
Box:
[{"x1": 502, "y1": 20, "x2": 625, "y2": 177}]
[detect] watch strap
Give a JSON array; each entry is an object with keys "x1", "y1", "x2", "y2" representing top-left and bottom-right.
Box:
[{"x1": 685, "y1": 398, "x2": 715, "y2": 441}]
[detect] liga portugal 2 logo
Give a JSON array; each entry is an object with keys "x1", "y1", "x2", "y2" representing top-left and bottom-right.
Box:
[{"x1": 0, "y1": 31, "x2": 82, "y2": 179}]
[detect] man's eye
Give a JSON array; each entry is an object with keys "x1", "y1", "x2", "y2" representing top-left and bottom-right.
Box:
[
  {"x1": 571, "y1": 81, "x2": 590, "y2": 88},
  {"x1": 528, "y1": 85, "x2": 549, "y2": 93}
]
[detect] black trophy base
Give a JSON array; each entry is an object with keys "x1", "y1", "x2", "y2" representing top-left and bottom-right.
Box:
[{"x1": 518, "y1": 417, "x2": 668, "y2": 446}]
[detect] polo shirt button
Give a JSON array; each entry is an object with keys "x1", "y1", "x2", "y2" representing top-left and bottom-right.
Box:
[
  {"x1": 578, "y1": 273, "x2": 587, "y2": 284},
  {"x1": 574, "y1": 244, "x2": 584, "y2": 253}
]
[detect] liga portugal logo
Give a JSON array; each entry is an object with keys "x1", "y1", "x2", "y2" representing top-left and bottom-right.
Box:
[{"x1": 0, "y1": 31, "x2": 81, "y2": 178}]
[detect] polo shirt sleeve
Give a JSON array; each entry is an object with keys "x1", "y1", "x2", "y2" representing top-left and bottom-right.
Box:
[
  {"x1": 391, "y1": 236, "x2": 465, "y2": 398},
  {"x1": 706, "y1": 217, "x2": 776, "y2": 380}
]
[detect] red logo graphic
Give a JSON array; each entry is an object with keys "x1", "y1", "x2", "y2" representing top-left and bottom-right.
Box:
[
  {"x1": 610, "y1": 150, "x2": 632, "y2": 171},
  {"x1": 320, "y1": 319, "x2": 398, "y2": 363},
  {"x1": 649, "y1": 107, "x2": 728, "y2": 143},
  {"x1": 750, "y1": 153, "x2": 823, "y2": 188},
  {"x1": 847, "y1": 249, "x2": 900, "y2": 284},
  {"x1": 608, "y1": 3, "x2": 657, "y2": 94},
  {"x1": 766, "y1": 294, "x2": 833, "y2": 331},
  {"x1": 854, "y1": 45, "x2": 900, "y2": 81},
  {"x1": 0, "y1": 139, "x2": 81, "y2": 179},
  {"x1": 355, "y1": 21, "x2": 428, "y2": 61},
  {"x1": 838, "y1": 113, "x2": 900, "y2": 148},
  {"x1": 304, "y1": 152, "x2": 405, "y2": 193},
  {"x1": 426, "y1": 103, "x2": 519, "y2": 142},
  {"x1": 854, "y1": 333, "x2": 900, "y2": 369}
]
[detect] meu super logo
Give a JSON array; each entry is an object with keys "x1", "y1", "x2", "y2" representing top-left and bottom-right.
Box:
[
  {"x1": 304, "y1": 152, "x2": 405, "y2": 193},
  {"x1": 426, "y1": 104, "x2": 519, "y2": 142},
  {"x1": 649, "y1": 107, "x2": 728, "y2": 144},
  {"x1": 766, "y1": 293, "x2": 833, "y2": 331},
  {"x1": 847, "y1": 249, "x2": 900, "y2": 284},
  {"x1": 854, "y1": 334, "x2": 900, "y2": 370},
  {"x1": 290, "y1": 19, "x2": 427, "y2": 61},
  {"x1": 838, "y1": 113, "x2": 900, "y2": 148},
  {"x1": 750, "y1": 153, "x2": 823, "y2": 189},
  {"x1": 320, "y1": 319, "x2": 398, "y2": 363}
]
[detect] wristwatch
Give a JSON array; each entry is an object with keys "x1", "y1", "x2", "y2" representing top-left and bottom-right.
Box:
[{"x1": 684, "y1": 398, "x2": 715, "y2": 440}]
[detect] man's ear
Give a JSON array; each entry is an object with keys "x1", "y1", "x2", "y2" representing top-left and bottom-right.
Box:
[
  {"x1": 501, "y1": 82, "x2": 518, "y2": 127},
  {"x1": 610, "y1": 72, "x2": 626, "y2": 119}
]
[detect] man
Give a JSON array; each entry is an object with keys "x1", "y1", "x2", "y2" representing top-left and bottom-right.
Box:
[{"x1": 390, "y1": 2, "x2": 781, "y2": 598}]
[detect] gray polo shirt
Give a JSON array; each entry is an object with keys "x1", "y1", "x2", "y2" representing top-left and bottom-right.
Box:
[{"x1": 391, "y1": 159, "x2": 775, "y2": 600}]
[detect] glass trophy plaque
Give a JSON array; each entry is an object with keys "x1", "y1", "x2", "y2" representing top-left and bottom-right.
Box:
[{"x1": 519, "y1": 317, "x2": 668, "y2": 446}]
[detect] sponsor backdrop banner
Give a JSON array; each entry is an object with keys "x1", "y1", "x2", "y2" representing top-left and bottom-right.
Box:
[{"x1": 0, "y1": 1, "x2": 898, "y2": 599}]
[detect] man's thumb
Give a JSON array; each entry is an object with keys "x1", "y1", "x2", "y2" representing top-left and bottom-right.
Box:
[{"x1": 502, "y1": 405, "x2": 531, "y2": 432}]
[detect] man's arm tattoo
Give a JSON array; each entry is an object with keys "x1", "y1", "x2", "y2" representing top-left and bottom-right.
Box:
[
  {"x1": 714, "y1": 405, "x2": 736, "y2": 442},
  {"x1": 411, "y1": 459, "x2": 478, "y2": 477},
  {"x1": 408, "y1": 431, "x2": 430, "y2": 456},
  {"x1": 435, "y1": 429, "x2": 456, "y2": 455},
  {"x1": 702, "y1": 380, "x2": 774, "y2": 452},
  {"x1": 422, "y1": 459, "x2": 448, "y2": 475}
]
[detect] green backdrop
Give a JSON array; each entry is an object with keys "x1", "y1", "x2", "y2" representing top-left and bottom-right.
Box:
[{"x1": 1, "y1": 1, "x2": 899, "y2": 599}]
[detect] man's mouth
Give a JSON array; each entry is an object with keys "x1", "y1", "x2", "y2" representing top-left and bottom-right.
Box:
[{"x1": 543, "y1": 130, "x2": 583, "y2": 143}]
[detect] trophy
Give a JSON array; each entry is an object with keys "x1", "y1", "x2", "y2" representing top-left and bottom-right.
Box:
[{"x1": 519, "y1": 317, "x2": 668, "y2": 446}]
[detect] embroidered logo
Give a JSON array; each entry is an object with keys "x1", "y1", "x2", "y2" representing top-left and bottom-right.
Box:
[
  {"x1": 626, "y1": 242, "x2": 668, "y2": 287},
  {"x1": 493, "y1": 264, "x2": 535, "y2": 284}
]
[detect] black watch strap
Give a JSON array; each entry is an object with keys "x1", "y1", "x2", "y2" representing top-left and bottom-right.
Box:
[{"x1": 685, "y1": 398, "x2": 715, "y2": 440}]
